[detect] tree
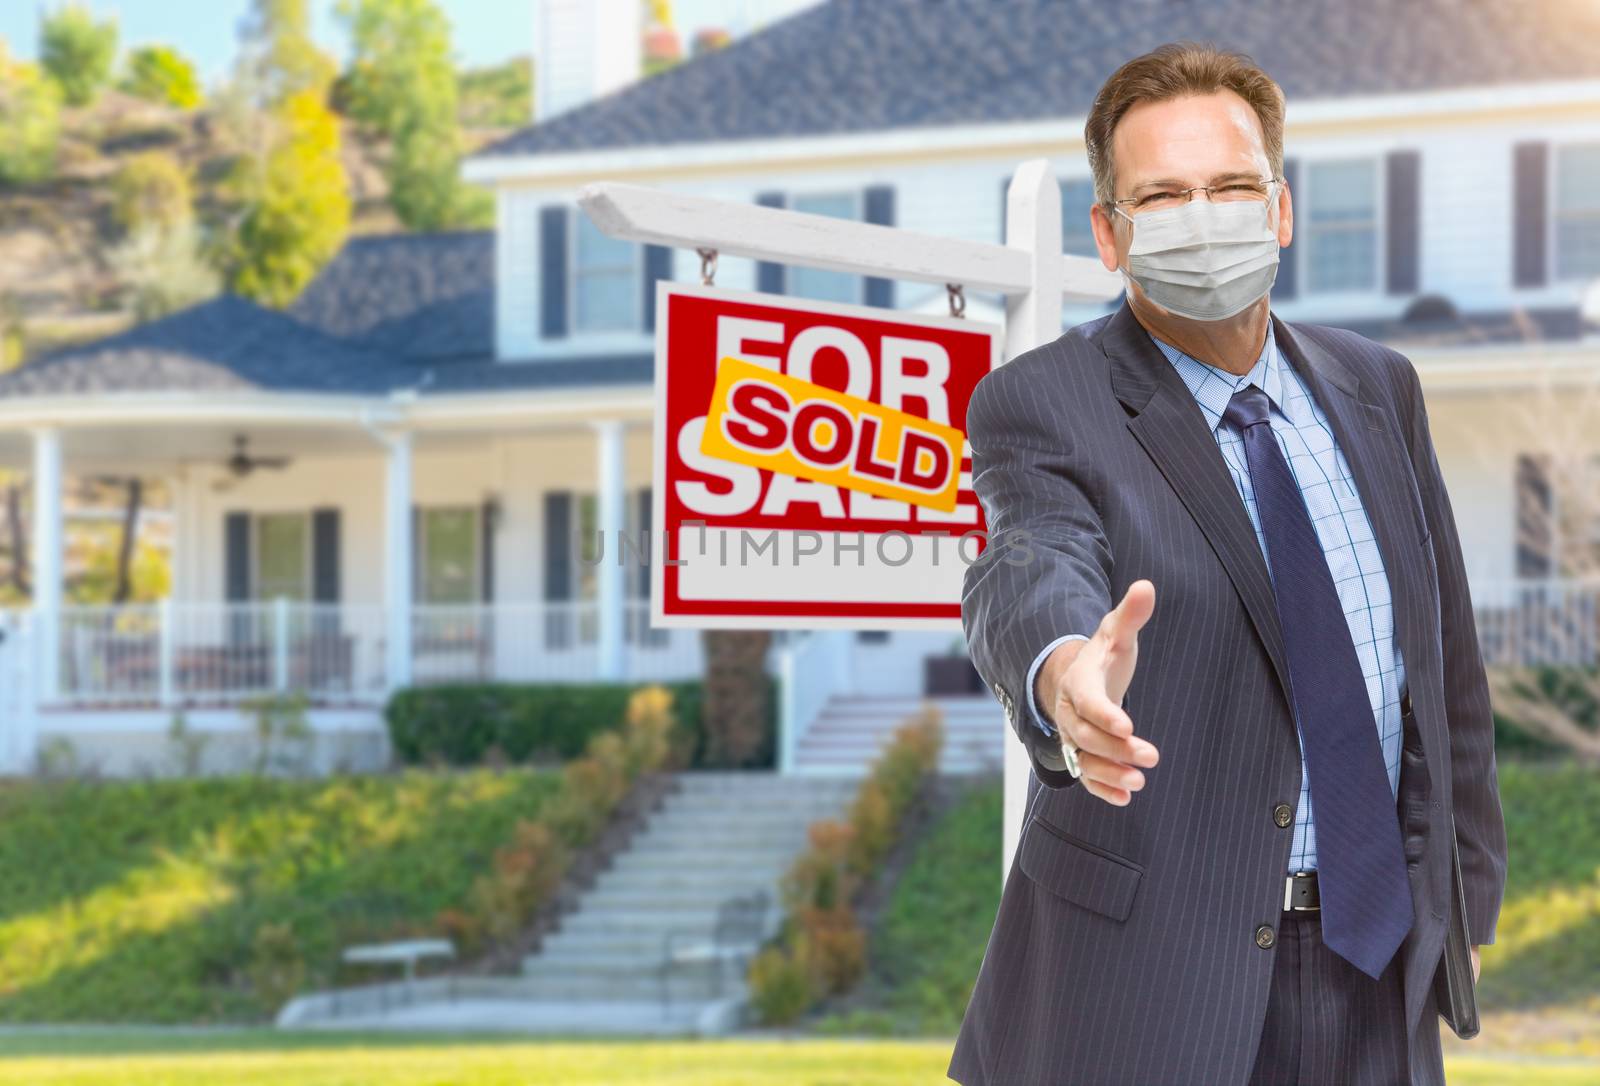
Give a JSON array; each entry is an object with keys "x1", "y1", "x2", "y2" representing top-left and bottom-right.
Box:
[
  {"x1": 0, "y1": 40, "x2": 62, "y2": 185},
  {"x1": 121, "y1": 44, "x2": 203, "y2": 109},
  {"x1": 700, "y1": 630, "x2": 774, "y2": 766},
  {"x1": 38, "y1": 3, "x2": 118, "y2": 107},
  {"x1": 337, "y1": 0, "x2": 488, "y2": 230},
  {"x1": 225, "y1": 90, "x2": 351, "y2": 308},
  {"x1": 236, "y1": 0, "x2": 337, "y2": 107}
]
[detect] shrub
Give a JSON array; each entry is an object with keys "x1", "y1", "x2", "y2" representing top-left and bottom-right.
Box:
[
  {"x1": 748, "y1": 943, "x2": 812, "y2": 1025},
  {"x1": 107, "y1": 221, "x2": 221, "y2": 320},
  {"x1": 454, "y1": 685, "x2": 679, "y2": 954},
  {"x1": 121, "y1": 44, "x2": 203, "y2": 109},
  {"x1": 384, "y1": 678, "x2": 771, "y2": 769},
  {"x1": 0, "y1": 43, "x2": 62, "y2": 186},
  {"x1": 751, "y1": 707, "x2": 944, "y2": 1024},
  {"x1": 111, "y1": 151, "x2": 193, "y2": 237},
  {"x1": 246, "y1": 921, "x2": 305, "y2": 1010},
  {"x1": 39, "y1": 3, "x2": 118, "y2": 107}
]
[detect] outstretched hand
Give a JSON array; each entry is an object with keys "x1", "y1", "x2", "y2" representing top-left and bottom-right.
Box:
[{"x1": 1035, "y1": 579, "x2": 1160, "y2": 805}]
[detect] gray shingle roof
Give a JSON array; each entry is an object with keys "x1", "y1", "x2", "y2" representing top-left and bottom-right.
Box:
[
  {"x1": 289, "y1": 230, "x2": 494, "y2": 362},
  {"x1": 473, "y1": 0, "x2": 1600, "y2": 161},
  {"x1": 0, "y1": 295, "x2": 408, "y2": 398}
]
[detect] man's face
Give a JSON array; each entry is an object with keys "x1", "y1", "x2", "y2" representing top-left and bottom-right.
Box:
[{"x1": 1090, "y1": 90, "x2": 1294, "y2": 287}]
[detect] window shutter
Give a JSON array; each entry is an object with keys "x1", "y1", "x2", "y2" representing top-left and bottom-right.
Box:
[
  {"x1": 642, "y1": 243, "x2": 673, "y2": 332},
  {"x1": 224, "y1": 512, "x2": 251, "y2": 601},
  {"x1": 1385, "y1": 150, "x2": 1421, "y2": 295},
  {"x1": 311, "y1": 508, "x2": 340, "y2": 603},
  {"x1": 863, "y1": 185, "x2": 895, "y2": 308},
  {"x1": 480, "y1": 501, "x2": 496, "y2": 603},
  {"x1": 1513, "y1": 141, "x2": 1549, "y2": 289},
  {"x1": 543, "y1": 491, "x2": 573, "y2": 601},
  {"x1": 755, "y1": 192, "x2": 785, "y2": 293},
  {"x1": 1272, "y1": 157, "x2": 1300, "y2": 301},
  {"x1": 539, "y1": 204, "x2": 569, "y2": 338},
  {"x1": 1515, "y1": 453, "x2": 1554, "y2": 578}
]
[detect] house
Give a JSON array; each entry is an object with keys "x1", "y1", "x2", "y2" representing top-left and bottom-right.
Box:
[{"x1": 1, "y1": 0, "x2": 1598, "y2": 776}]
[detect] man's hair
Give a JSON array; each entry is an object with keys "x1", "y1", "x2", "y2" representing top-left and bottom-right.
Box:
[{"x1": 1084, "y1": 41, "x2": 1286, "y2": 208}]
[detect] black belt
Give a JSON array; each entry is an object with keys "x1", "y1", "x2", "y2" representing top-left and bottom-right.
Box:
[{"x1": 1284, "y1": 869, "x2": 1320, "y2": 912}]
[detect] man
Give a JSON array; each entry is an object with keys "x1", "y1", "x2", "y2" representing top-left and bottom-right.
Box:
[{"x1": 949, "y1": 42, "x2": 1508, "y2": 1086}]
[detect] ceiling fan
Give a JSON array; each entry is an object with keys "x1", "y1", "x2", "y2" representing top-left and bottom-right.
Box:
[{"x1": 211, "y1": 435, "x2": 292, "y2": 492}]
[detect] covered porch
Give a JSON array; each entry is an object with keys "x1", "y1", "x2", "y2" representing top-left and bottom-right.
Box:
[{"x1": 0, "y1": 385, "x2": 701, "y2": 717}]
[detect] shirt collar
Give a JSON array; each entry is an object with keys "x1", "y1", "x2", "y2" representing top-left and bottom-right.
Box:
[{"x1": 1144, "y1": 318, "x2": 1304, "y2": 432}]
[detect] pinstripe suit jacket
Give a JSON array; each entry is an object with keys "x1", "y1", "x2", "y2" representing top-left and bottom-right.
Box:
[{"x1": 950, "y1": 299, "x2": 1508, "y2": 1085}]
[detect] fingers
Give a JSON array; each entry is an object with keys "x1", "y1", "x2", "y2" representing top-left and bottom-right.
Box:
[{"x1": 1099, "y1": 578, "x2": 1156, "y2": 648}]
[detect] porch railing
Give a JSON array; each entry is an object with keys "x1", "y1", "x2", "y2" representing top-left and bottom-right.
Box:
[
  {"x1": 1472, "y1": 577, "x2": 1600, "y2": 667},
  {"x1": 57, "y1": 600, "x2": 388, "y2": 707},
  {"x1": 48, "y1": 598, "x2": 703, "y2": 708}
]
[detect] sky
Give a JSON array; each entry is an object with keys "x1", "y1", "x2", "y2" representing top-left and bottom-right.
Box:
[{"x1": 0, "y1": 0, "x2": 824, "y2": 81}]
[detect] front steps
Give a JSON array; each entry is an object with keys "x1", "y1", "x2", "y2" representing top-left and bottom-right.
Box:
[
  {"x1": 791, "y1": 695, "x2": 1004, "y2": 776},
  {"x1": 518, "y1": 770, "x2": 859, "y2": 1018},
  {"x1": 279, "y1": 770, "x2": 858, "y2": 1036}
]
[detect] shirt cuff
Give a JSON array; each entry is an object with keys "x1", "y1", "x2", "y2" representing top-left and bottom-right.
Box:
[{"x1": 1026, "y1": 633, "x2": 1091, "y2": 736}]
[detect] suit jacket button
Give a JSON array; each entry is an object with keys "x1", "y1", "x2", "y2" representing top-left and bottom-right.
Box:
[
  {"x1": 1273, "y1": 803, "x2": 1293, "y2": 828},
  {"x1": 1255, "y1": 924, "x2": 1276, "y2": 949}
]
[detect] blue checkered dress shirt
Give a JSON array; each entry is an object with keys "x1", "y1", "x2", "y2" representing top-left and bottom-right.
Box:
[{"x1": 1026, "y1": 318, "x2": 1405, "y2": 874}]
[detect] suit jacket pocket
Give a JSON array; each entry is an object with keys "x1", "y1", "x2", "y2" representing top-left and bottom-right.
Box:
[{"x1": 1019, "y1": 814, "x2": 1145, "y2": 922}]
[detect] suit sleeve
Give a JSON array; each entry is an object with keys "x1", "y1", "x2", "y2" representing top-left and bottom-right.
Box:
[
  {"x1": 1396, "y1": 354, "x2": 1509, "y2": 946},
  {"x1": 961, "y1": 359, "x2": 1116, "y2": 790}
]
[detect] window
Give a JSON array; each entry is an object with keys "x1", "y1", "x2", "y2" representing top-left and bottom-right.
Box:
[
  {"x1": 572, "y1": 212, "x2": 639, "y2": 332},
  {"x1": 1554, "y1": 142, "x2": 1600, "y2": 283},
  {"x1": 788, "y1": 191, "x2": 862, "y2": 303},
  {"x1": 418, "y1": 506, "x2": 480, "y2": 604},
  {"x1": 254, "y1": 512, "x2": 310, "y2": 601},
  {"x1": 570, "y1": 490, "x2": 651, "y2": 603},
  {"x1": 572, "y1": 493, "x2": 600, "y2": 602},
  {"x1": 1060, "y1": 177, "x2": 1099, "y2": 258},
  {"x1": 1303, "y1": 158, "x2": 1379, "y2": 293}
]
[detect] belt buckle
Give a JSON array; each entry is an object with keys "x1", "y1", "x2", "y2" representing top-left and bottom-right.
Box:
[{"x1": 1284, "y1": 869, "x2": 1319, "y2": 912}]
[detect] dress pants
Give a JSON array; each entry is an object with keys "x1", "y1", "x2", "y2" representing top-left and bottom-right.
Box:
[{"x1": 1246, "y1": 908, "x2": 1445, "y2": 1085}]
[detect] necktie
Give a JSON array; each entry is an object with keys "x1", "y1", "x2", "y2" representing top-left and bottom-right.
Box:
[{"x1": 1222, "y1": 383, "x2": 1413, "y2": 980}]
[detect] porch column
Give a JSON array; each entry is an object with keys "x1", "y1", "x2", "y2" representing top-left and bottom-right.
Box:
[
  {"x1": 594, "y1": 419, "x2": 626, "y2": 681},
  {"x1": 384, "y1": 431, "x2": 413, "y2": 690},
  {"x1": 31, "y1": 427, "x2": 62, "y2": 703}
]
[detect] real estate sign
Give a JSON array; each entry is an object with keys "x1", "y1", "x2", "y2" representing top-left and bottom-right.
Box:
[{"x1": 652, "y1": 281, "x2": 1002, "y2": 629}]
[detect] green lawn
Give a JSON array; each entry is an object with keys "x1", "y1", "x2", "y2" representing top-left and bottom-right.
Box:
[
  {"x1": 0, "y1": 771, "x2": 559, "y2": 1022},
  {"x1": 0, "y1": 1032, "x2": 1592, "y2": 1085},
  {"x1": 822, "y1": 758, "x2": 1600, "y2": 1040}
]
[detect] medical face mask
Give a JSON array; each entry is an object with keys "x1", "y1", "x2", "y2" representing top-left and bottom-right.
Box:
[{"x1": 1114, "y1": 192, "x2": 1281, "y2": 321}]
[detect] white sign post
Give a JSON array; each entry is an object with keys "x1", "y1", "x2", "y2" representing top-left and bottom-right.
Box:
[{"x1": 579, "y1": 160, "x2": 1121, "y2": 877}]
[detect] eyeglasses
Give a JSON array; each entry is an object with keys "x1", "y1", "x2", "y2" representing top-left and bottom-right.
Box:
[{"x1": 1109, "y1": 176, "x2": 1283, "y2": 215}]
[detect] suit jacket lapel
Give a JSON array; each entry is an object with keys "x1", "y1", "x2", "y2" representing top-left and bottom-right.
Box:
[
  {"x1": 1103, "y1": 300, "x2": 1295, "y2": 718},
  {"x1": 1272, "y1": 316, "x2": 1432, "y2": 721}
]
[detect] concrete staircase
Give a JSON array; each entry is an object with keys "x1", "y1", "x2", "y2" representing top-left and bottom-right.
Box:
[
  {"x1": 791, "y1": 694, "x2": 1004, "y2": 776},
  {"x1": 515, "y1": 770, "x2": 860, "y2": 1030}
]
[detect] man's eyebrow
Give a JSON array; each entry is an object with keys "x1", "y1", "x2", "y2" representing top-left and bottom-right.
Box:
[{"x1": 1132, "y1": 171, "x2": 1262, "y2": 190}]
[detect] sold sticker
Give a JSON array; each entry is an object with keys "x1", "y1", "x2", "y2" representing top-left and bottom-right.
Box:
[{"x1": 700, "y1": 355, "x2": 965, "y2": 513}]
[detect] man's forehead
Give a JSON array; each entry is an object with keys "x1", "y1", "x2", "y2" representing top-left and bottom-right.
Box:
[{"x1": 1111, "y1": 92, "x2": 1267, "y2": 175}]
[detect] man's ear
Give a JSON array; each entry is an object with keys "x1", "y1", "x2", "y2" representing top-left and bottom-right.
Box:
[
  {"x1": 1091, "y1": 203, "x2": 1122, "y2": 273},
  {"x1": 1276, "y1": 181, "x2": 1294, "y2": 249}
]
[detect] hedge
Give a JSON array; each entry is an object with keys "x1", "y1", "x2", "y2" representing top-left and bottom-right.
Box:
[{"x1": 384, "y1": 678, "x2": 777, "y2": 769}]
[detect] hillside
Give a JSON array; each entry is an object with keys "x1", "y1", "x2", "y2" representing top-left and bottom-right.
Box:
[{"x1": 0, "y1": 68, "x2": 524, "y2": 366}]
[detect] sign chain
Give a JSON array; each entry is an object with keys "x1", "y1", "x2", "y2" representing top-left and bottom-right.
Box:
[
  {"x1": 697, "y1": 247, "x2": 718, "y2": 286},
  {"x1": 946, "y1": 283, "x2": 966, "y2": 319}
]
